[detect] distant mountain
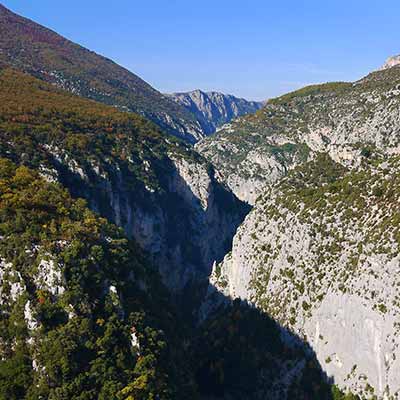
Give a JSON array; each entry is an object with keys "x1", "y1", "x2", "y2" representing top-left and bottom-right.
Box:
[
  {"x1": 0, "y1": 3, "x2": 205, "y2": 143},
  {"x1": 169, "y1": 89, "x2": 263, "y2": 135}
]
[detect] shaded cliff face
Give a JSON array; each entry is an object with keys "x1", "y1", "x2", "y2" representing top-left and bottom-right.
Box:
[
  {"x1": 169, "y1": 90, "x2": 263, "y2": 136},
  {"x1": 0, "y1": 162, "x2": 335, "y2": 400},
  {"x1": 0, "y1": 67, "x2": 248, "y2": 291},
  {"x1": 0, "y1": 159, "x2": 197, "y2": 399},
  {"x1": 197, "y1": 65, "x2": 400, "y2": 204},
  {"x1": 0, "y1": 4, "x2": 206, "y2": 143},
  {"x1": 210, "y1": 155, "x2": 400, "y2": 398},
  {"x1": 0, "y1": 68, "x2": 338, "y2": 400}
]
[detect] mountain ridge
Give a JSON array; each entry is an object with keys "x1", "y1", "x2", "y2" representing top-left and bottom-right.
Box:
[
  {"x1": 168, "y1": 89, "x2": 263, "y2": 135},
  {"x1": 0, "y1": 3, "x2": 207, "y2": 142},
  {"x1": 197, "y1": 65, "x2": 400, "y2": 203},
  {"x1": 0, "y1": 3, "x2": 264, "y2": 143}
]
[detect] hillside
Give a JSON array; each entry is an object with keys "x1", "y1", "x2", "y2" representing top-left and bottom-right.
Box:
[
  {"x1": 0, "y1": 158, "x2": 198, "y2": 399},
  {"x1": 195, "y1": 60, "x2": 400, "y2": 398},
  {"x1": 0, "y1": 3, "x2": 207, "y2": 143},
  {"x1": 1, "y1": 158, "x2": 350, "y2": 400},
  {"x1": 168, "y1": 90, "x2": 263, "y2": 136},
  {"x1": 197, "y1": 65, "x2": 400, "y2": 203},
  {"x1": 0, "y1": 66, "x2": 249, "y2": 291}
]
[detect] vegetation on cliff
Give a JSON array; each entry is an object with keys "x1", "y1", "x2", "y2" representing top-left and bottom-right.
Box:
[{"x1": 0, "y1": 158, "x2": 197, "y2": 399}]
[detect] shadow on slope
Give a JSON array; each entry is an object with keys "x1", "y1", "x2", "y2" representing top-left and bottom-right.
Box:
[
  {"x1": 50, "y1": 154, "x2": 250, "y2": 290},
  {"x1": 191, "y1": 288, "x2": 348, "y2": 400},
  {"x1": 0, "y1": 65, "x2": 249, "y2": 290}
]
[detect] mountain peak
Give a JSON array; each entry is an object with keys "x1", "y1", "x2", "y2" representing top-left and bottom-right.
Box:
[
  {"x1": 169, "y1": 90, "x2": 263, "y2": 136},
  {"x1": 380, "y1": 54, "x2": 400, "y2": 70}
]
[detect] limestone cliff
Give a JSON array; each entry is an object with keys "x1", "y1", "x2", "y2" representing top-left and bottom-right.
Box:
[
  {"x1": 210, "y1": 155, "x2": 400, "y2": 398},
  {"x1": 0, "y1": 67, "x2": 248, "y2": 291}
]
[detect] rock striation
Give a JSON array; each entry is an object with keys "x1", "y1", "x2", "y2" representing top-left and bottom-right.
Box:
[{"x1": 209, "y1": 155, "x2": 400, "y2": 398}]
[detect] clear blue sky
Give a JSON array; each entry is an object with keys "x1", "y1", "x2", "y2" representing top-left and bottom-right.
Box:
[{"x1": 3, "y1": 0, "x2": 400, "y2": 100}]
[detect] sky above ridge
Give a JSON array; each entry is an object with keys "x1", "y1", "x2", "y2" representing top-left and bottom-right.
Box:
[{"x1": 3, "y1": 0, "x2": 400, "y2": 100}]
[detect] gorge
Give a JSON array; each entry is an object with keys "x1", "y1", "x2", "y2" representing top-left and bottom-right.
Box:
[{"x1": 0, "y1": 3, "x2": 400, "y2": 400}]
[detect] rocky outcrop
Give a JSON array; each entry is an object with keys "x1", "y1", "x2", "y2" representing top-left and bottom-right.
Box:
[
  {"x1": 197, "y1": 137, "x2": 309, "y2": 204},
  {"x1": 169, "y1": 89, "x2": 263, "y2": 136},
  {"x1": 380, "y1": 54, "x2": 400, "y2": 70},
  {"x1": 197, "y1": 66, "x2": 400, "y2": 203},
  {"x1": 0, "y1": 259, "x2": 25, "y2": 305},
  {"x1": 209, "y1": 156, "x2": 400, "y2": 398}
]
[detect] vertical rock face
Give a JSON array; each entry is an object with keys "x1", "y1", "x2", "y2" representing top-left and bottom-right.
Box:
[
  {"x1": 305, "y1": 292, "x2": 400, "y2": 397},
  {"x1": 0, "y1": 68, "x2": 249, "y2": 291},
  {"x1": 210, "y1": 156, "x2": 400, "y2": 398},
  {"x1": 82, "y1": 155, "x2": 248, "y2": 290},
  {"x1": 47, "y1": 149, "x2": 249, "y2": 291},
  {"x1": 169, "y1": 89, "x2": 263, "y2": 136}
]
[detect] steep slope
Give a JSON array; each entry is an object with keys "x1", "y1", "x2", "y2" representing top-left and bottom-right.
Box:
[
  {"x1": 192, "y1": 298, "x2": 342, "y2": 400},
  {"x1": 0, "y1": 162, "x2": 342, "y2": 400},
  {"x1": 0, "y1": 158, "x2": 197, "y2": 399},
  {"x1": 168, "y1": 90, "x2": 263, "y2": 136},
  {"x1": 211, "y1": 155, "x2": 400, "y2": 398},
  {"x1": 0, "y1": 67, "x2": 248, "y2": 291},
  {"x1": 0, "y1": 3, "x2": 205, "y2": 143},
  {"x1": 0, "y1": 68, "x2": 350, "y2": 400},
  {"x1": 197, "y1": 65, "x2": 400, "y2": 203}
]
